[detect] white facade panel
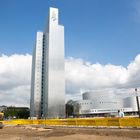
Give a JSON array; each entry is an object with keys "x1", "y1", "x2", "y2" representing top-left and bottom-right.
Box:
[
  {"x1": 30, "y1": 32, "x2": 43, "y2": 118},
  {"x1": 43, "y1": 8, "x2": 65, "y2": 118},
  {"x1": 123, "y1": 97, "x2": 138, "y2": 111}
]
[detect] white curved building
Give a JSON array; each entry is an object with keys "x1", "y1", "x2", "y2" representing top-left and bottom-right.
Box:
[
  {"x1": 73, "y1": 91, "x2": 139, "y2": 117},
  {"x1": 123, "y1": 97, "x2": 138, "y2": 112}
]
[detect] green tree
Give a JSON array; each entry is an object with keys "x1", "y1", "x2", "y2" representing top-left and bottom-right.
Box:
[
  {"x1": 3, "y1": 107, "x2": 29, "y2": 119},
  {"x1": 66, "y1": 100, "x2": 74, "y2": 117}
]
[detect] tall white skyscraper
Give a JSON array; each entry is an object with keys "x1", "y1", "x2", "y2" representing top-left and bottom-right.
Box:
[
  {"x1": 30, "y1": 7, "x2": 65, "y2": 118},
  {"x1": 30, "y1": 32, "x2": 43, "y2": 118}
]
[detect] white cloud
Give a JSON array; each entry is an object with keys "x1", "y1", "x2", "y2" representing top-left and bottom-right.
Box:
[
  {"x1": 65, "y1": 55, "x2": 140, "y2": 99},
  {"x1": 65, "y1": 58, "x2": 128, "y2": 92},
  {"x1": 0, "y1": 54, "x2": 32, "y2": 106},
  {"x1": 127, "y1": 55, "x2": 140, "y2": 87},
  {"x1": 0, "y1": 54, "x2": 140, "y2": 106}
]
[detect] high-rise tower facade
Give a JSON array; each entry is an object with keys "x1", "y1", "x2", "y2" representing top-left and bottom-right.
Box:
[
  {"x1": 30, "y1": 32, "x2": 43, "y2": 118},
  {"x1": 30, "y1": 7, "x2": 65, "y2": 118}
]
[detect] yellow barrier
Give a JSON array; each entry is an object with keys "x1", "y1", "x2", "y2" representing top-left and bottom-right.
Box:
[{"x1": 2, "y1": 118, "x2": 140, "y2": 128}]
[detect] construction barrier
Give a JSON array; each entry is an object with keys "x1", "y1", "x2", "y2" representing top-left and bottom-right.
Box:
[{"x1": 2, "y1": 118, "x2": 140, "y2": 128}]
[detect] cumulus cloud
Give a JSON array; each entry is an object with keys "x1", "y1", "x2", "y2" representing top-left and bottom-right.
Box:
[
  {"x1": 0, "y1": 54, "x2": 32, "y2": 106},
  {"x1": 66, "y1": 58, "x2": 127, "y2": 92},
  {"x1": 0, "y1": 54, "x2": 140, "y2": 106},
  {"x1": 127, "y1": 55, "x2": 140, "y2": 87},
  {"x1": 65, "y1": 55, "x2": 140, "y2": 98}
]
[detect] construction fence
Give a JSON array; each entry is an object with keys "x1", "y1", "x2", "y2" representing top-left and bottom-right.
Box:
[{"x1": 1, "y1": 118, "x2": 140, "y2": 128}]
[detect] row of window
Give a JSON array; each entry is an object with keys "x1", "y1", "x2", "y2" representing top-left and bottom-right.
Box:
[
  {"x1": 79, "y1": 102, "x2": 92, "y2": 105},
  {"x1": 79, "y1": 101, "x2": 118, "y2": 105}
]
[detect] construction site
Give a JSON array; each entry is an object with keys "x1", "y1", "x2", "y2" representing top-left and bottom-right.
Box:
[
  {"x1": 1, "y1": 125, "x2": 140, "y2": 140},
  {"x1": 0, "y1": 118, "x2": 140, "y2": 140}
]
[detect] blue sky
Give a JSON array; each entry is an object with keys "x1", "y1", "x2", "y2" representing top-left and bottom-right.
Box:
[{"x1": 0, "y1": 0, "x2": 140, "y2": 66}]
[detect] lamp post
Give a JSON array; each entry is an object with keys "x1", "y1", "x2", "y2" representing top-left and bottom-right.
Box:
[{"x1": 135, "y1": 88, "x2": 140, "y2": 118}]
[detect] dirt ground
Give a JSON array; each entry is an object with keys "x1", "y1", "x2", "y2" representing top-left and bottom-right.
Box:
[{"x1": 0, "y1": 125, "x2": 140, "y2": 140}]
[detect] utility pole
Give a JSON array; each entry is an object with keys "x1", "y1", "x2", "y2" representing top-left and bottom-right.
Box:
[{"x1": 135, "y1": 88, "x2": 140, "y2": 118}]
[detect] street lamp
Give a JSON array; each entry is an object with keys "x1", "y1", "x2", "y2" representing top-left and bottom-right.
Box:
[{"x1": 135, "y1": 88, "x2": 140, "y2": 118}]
